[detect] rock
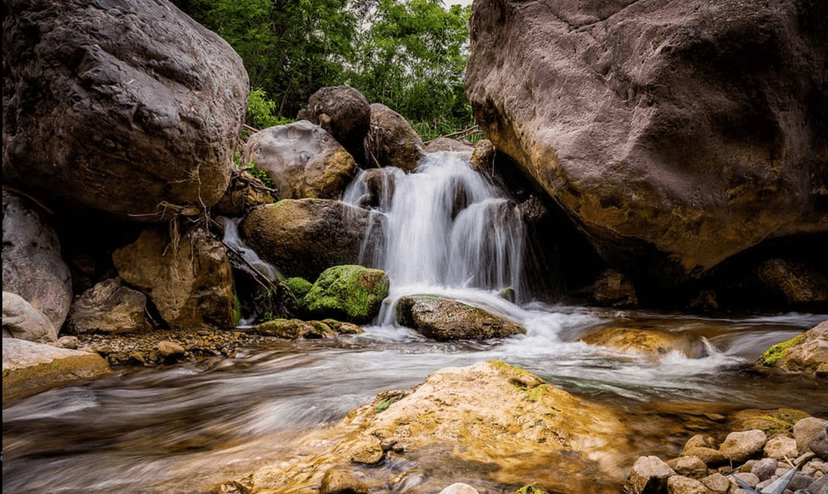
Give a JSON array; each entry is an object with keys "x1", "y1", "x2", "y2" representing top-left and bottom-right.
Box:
[
  {"x1": 349, "y1": 436, "x2": 383, "y2": 465},
  {"x1": 789, "y1": 473, "x2": 816, "y2": 492},
  {"x1": 211, "y1": 171, "x2": 275, "y2": 217},
  {"x1": 438, "y1": 483, "x2": 480, "y2": 494},
  {"x1": 719, "y1": 430, "x2": 767, "y2": 462},
  {"x1": 320, "y1": 319, "x2": 364, "y2": 335},
  {"x1": 67, "y1": 278, "x2": 151, "y2": 334},
  {"x1": 2, "y1": 191, "x2": 72, "y2": 331},
  {"x1": 239, "y1": 199, "x2": 384, "y2": 281},
  {"x1": 684, "y1": 435, "x2": 715, "y2": 451},
  {"x1": 727, "y1": 408, "x2": 810, "y2": 438},
  {"x1": 581, "y1": 326, "x2": 702, "y2": 362},
  {"x1": 700, "y1": 473, "x2": 729, "y2": 494},
  {"x1": 684, "y1": 447, "x2": 727, "y2": 467},
  {"x1": 300, "y1": 265, "x2": 389, "y2": 324},
  {"x1": 365, "y1": 103, "x2": 425, "y2": 171},
  {"x1": 253, "y1": 319, "x2": 334, "y2": 339},
  {"x1": 465, "y1": 0, "x2": 828, "y2": 283},
  {"x1": 811, "y1": 427, "x2": 828, "y2": 461},
  {"x1": 3, "y1": 337, "x2": 111, "y2": 401},
  {"x1": 667, "y1": 455, "x2": 708, "y2": 480},
  {"x1": 156, "y1": 341, "x2": 186, "y2": 359},
  {"x1": 285, "y1": 277, "x2": 313, "y2": 300},
  {"x1": 469, "y1": 139, "x2": 497, "y2": 175},
  {"x1": 2, "y1": 292, "x2": 58, "y2": 343},
  {"x1": 250, "y1": 465, "x2": 288, "y2": 491},
  {"x1": 3, "y1": 0, "x2": 246, "y2": 220},
  {"x1": 732, "y1": 472, "x2": 760, "y2": 489},
  {"x1": 757, "y1": 259, "x2": 828, "y2": 306},
  {"x1": 808, "y1": 476, "x2": 828, "y2": 494},
  {"x1": 320, "y1": 467, "x2": 369, "y2": 494},
  {"x1": 425, "y1": 138, "x2": 473, "y2": 153},
  {"x1": 592, "y1": 269, "x2": 638, "y2": 308},
  {"x1": 751, "y1": 458, "x2": 779, "y2": 481},
  {"x1": 297, "y1": 85, "x2": 371, "y2": 164},
  {"x1": 666, "y1": 475, "x2": 710, "y2": 494},
  {"x1": 57, "y1": 336, "x2": 79, "y2": 349},
  {"x1": 113, "y1": 227, "x2": 235, "y2": 331},
  {"x1": 396, "y1": 294, "x2": 525, "y2": 341},
  {"x1": 628, "y1": 455, "x2": 675, "y2": 494},
  {"x1": 242, "y1": 120, "x2": 358, "y2": 200},
  {"x1": 757, "y1": 321, "x2": 828, "y2": 376},
  {"x1": 498, "y1": 287, "x2": 517, "y2": 303},
  {"x1": 796, "y1": 418, "x2": 828, "y2": 456}
]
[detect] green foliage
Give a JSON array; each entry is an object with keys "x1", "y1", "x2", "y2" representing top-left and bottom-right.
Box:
[
  {"x1": 248, "y1": 88, "x2": 295, "y2": 129},
  {"x1": 757, "y1": 334, "x2": 804, "y2": 367},
  {"x1": 232, "y1": 151, "x2": 274, "y2": 188},
  {"x1": 374, "y1": 390, "x2": 404, "y2": 414}
]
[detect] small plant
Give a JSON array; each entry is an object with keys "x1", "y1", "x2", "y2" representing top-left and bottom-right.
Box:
[
  {"x1": 248, "y1": 88, "x2": 295, "y2": 129},
  {"x1": 232, "y1": 152, "x2": 275, "y2": 189}
]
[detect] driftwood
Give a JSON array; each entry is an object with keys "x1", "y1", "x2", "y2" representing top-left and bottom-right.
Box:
[{"x1": 422, "y1": 125, "x2": 482, "y2": 146}]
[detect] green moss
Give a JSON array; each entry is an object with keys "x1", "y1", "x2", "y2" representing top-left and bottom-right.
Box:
[
  {"x1": 232, "y1": 292, "x2": 242, "y2": 326},
  {"x1": 285, "y1": 277, "x2": 313, "y2": 299},
  {"x1": 374, "y1": 390, "x2": 404, "y2": 414},
  {"x1": 301, "y1": 265, "x2": 390, "y2": 324},
  {"x1": 513, "y1": 487, "x2": 548, "y2": 494},
  {"x1": 758, "y1": 334, "x2": 804, "y2": 367}
]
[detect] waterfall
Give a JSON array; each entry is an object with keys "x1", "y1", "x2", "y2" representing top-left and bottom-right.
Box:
[{"x1": 343, "y1": 151, "x2": 526, "y2": 300}]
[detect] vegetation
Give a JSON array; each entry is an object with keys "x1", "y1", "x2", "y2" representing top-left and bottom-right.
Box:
[
  {"x1": 757, "y1": 334, "x2": 803, "y2": 367},
  {"x1": 171, "y1": 0, "x2": 476, "y2": 140}
]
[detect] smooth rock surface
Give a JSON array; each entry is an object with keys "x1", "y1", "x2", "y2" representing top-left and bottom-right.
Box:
[
  {"x1": 796, "y1": 418, "x2": 828, "y2": 456},
  {"x1": 365, "y1": 103, "x2": 425, "y2": 171},
  {"x1": 765, "y1": 435, "x2": 799, "y2": 460},
  {"x1": 438, "y1": 483, "x2": 480, "y2": 494},
  {"x1": 628, "y1": 455, "x2": 675, "y2": 494},
  {"x1": 666, "y1": 475, "x2": 710, "y2": 494},
  {"x1": 396, "y1": 295, "x2": 525, "y2": 341},
  {"x1": 297, "y1": 85, "x2": 371, "y2": 164},
  {"x1": 2, "y1": 291, "x2": 58, "y2": 343},
  {"x1": 67, "y1": 278, "x2": 151, "y2": 334},
  {"x1": 581, "y1": 326, "x2": 702, "y2": 362},
  {"x1": 320, "y1": 467, "x2": 369, "y2": 494},
  {"x1": 719, "y1": 429, "x2": 767, "y2": 462}
]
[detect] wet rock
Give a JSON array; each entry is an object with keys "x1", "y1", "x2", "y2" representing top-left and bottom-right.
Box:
[
  {"x1": 362, "y1": 168, "x2": 398, "y2": 208},
  {"x1": 297, "y1": 85, "x2": 371, "y2": 164},
  {"x1": 438, "y1": 483, "x2": 480, "y2": 494},
  {"x1": 252, "y1": 319, "x2": 346, "y2": 339},
  {"x1": 684, "y1": 447, "x2": 727, "y2": 467},
  {"x1": 320, "y1": 467, "x2": 369, "y2": 494},
  {"x1": 3, "y1": 337, "x2": 111, "y2": 401},
  {"x1": 425, "y1": 138, "x2": 473, "y2": 153},
  {"x1": 465, "y1": 0, "x2": 828, "y2": 283},
  {"x1": 396, "y1": 295, "x2": 525, "y2": 341},
  {"x1": 211, "y1": 171, "x2": 275, "y2": 217},
  {"x1": 667, "y1": 455, "x2": 708, "y2": 480},
  {"x1": 67, "y1": 278, "x2": 151, "y2": 334},
  {"x1": 498, "y1": 287, "x2": 516, "y2": 303},
  {"x1": 581, "y1": 326, "x2": 702, "y2": 362},
  {"x1": 592, "y1": 269, "x2": 638, "y2": 308},
  {"x1": 300, "y1": 265, "x2": 389, "y2": 324},
  {"x1": 751, "y1": 458, "x2": 779, "y2": 481},
  {"x1": 684, "y1": 435, "x2": 715, "y2": 451},
  {"x1": 239, "y1": 199, "x2": 384, "y2": 281},
  {"x1": 757, "y1": 321, "x2": 828, "y2": 377},
  {"x1": 2, "y1": 190, "x2": 72, "y2": 332},
  {"x1": 242, "y1": 120, "x2": 358, "y2": 200},
  {"x1": 757, "y1": 259, "x2": 828, "y2": 306},
  {"x1": 365, "y1": 103, "x2": 425, "y2": 171},
  {"x1": 628, "y1": 455, "x2": 675, "y2": 494},
  {"x1": 666, "y1": 475, "x2": 710, "y2": 494},
  {"x1": 113, "y1": 227, "x2": 235, "y2": 331},
  {"x1": 720, "y1": 430, "x2": 767, "y2": 462},
  {"x1": 796, "y1": 418, "x2": 828, "y2": 456},
  {"x1": 469, "y1": 139, "x2": 497, "y2": 176},
  {"x1": 2, "y1": 291, "x2": 58, "y2": 343},
  {"x1": 156, "y1": 341, "x2": 186, "y2": 359},
  {"x1": 789, "y1": 473, "x2": 816, "y2": 492},
  {"x1": 349, "y1": 436, "x2": 383, "y2": 465},
  {"x1": 3, "y1": 0, "x2": 247, "y2": 220},
  {"x1": 700, "y1": 473, "x2": 729, "y2": 494},
  {"x1": 250, "y1": 466, "x2": 287, "y2": 491}
]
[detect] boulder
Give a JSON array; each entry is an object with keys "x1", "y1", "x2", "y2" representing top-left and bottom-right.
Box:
[
  {"x1": 253, "y1": 319, "x2": 335, "y2": 339},
  {"x1": 242, "y1": 120, "x2": 358, "y2": 200},
  {"x1": 757, "y1": 321, "x2": 828, "y2": 376},
  {"x1": 719, "y1": 430, "x2": 767, "y2": 462},
  {"x1": 67, "y1": 278, "x2": 151, "y2": 334},
  {"x1": 795, "y1": 418, "x2": 828, "y2": 456},
  {"x1": 592, "y1": 269, "x2": 638, "y2": 308},
  {"x1": 239, "y1": 199, "x2": 384, "y2": 281},
  {"x1": 300, "y1": 265, "x2": 389, "y2": 324},
  {"x1": 627, "y1": 455, "x2": 675, "y2": 494},
  {"x1": 581, "y1": 326, "x2": 702, "y2": 362},
  {"x1": 699, "y1": 473, "x2": 730, "y2": 494},
  {"x1": 297, "y1": 85, "x2": 371, "y2": 164},
  {"x1": 665, "y1": 475, "x2": 709, "y2": 494},
  {"x1": 667, "y1": 456, "x2": 708, "y2": 480},
  {"x1": 465, "y1": 0, "x2": 828, "y2": 282},
  {"x1": 764, "y1": 436, "x2": 799, "y2": 460},
  {"x1": 2, "y1": 292, "x2": 58, "y2": 343},
  {"x1": 682, "y1": 448, "x2": 726, "y2": 468},
  {"x1": 757, "y1": 259, "x2": 828, "y2": 306},
  {"x1": 395, "y1": 294, "x2": 525, "y2": 340},
  {"x1": 113, "y1": 226, "x2": 235, "y2": 331},
  {"x1": 424, "y1": 137, "x2": 473, "y2": 153},
  {"x1": 2, "y1": 190, "x2": 72, "y2": 331},
  {"x1": 211, "y1": 171, "x2": 275, "y2": 217},
  {"x1": 751, "y1": 458, "x2": 778, "y2": 482},
  {"x1": 3, "y1": 0, "x2": 247, "y2": 220},
  {"x1": 3, "y1": 337, "x2": 111, "y2": 401},
  {"x1": 365, "y1": 103, "x2": 425, "y2": 171}
]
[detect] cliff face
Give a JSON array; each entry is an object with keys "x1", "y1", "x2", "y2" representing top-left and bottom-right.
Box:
[{"x1": 465, "y1": 0, "x2": 828, "y2": 283}]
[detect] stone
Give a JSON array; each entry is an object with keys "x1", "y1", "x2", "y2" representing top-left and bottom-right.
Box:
[
  {"x1": 2, "y1": 191, "x2": 72, "y2": 332},
  {"x1": 300, "y1": 265, "x2": 389, "y2": 324},
  {"x1": 465, "y1": 0, "x2": 828, "y2": 283},
  {"x1": 757, "y1": 259, "x2": 828, "y2": 306},
  {"x1": 808, "y1": 476, "x2": 828, "y2": 494},
  {"x1": 285, "y1": 277, "x2": 314, "y2": 300},
  {"x1": 156, "y1": 341, "x2": 186, "y2": 359},
  {"x1": 469, "y1": 139, "x2": 497, "y2": 176},
  {"x1": 438, "y1": 483, "x2": 480, "y2": 494},
  {"x1": 581, "y1": 326, "x2": 702, "y2": 362},
  {"x1": 685, "y1": 447, "x2": 727, "y2": 467},
  {"x1": 349, "y1": 436, "x2": 383, "y2": 465},
  {"x1": 211, "y1": 171, "x2": 275, "y2": 217},
  {"x1": 3, "y1": 337, "x2": 111, "y2": 401},
  {"x1": 57, "y1": 336, "x2": 79, "y2": 350},
  {"x1": 396, "y1": 294, "x2": 525, "y2": 341},
  {"x1": 720, "y1": 430, "x2": 767, "y2": 462},
  {"x1": 685, "y1": 435, "x2": 715, "y2": 451},
  {"x1": 67, "y1": 278, "x2": 151, "y2": 334},
  {"x1": 766, "y1": 435, "x2": 800, "y2": 460},
  {"x1": 113, "y1": 226, "x2": 235, "y2": 331},
  {"x1": 628, "y1": 455, "x2": 675, "y2": 494},
  {"x1": 2, "y1": 291, "x2": 58, "y2": 343},
  {"x1": 796, "y1": 418, "x2": 828, "y2": 456},
  {"x1": 732, "y1": 472, "x2": 760, "y2": 489},
  {"x1": 320, "y1": 467, "x2": 369, "y2": 494},
  {"x1": 239, "y1": 199, "x2": 384, "y2": 281},
  {"x1": 253, "y1": 319, "x2": 334, "y2": 339},
  {"x1": 320, "y1": 319, "x2": 364, "y2": 335},
  {"x1": 3, "y1": 0, "x2": 247, "y2": 220},
  {"x1": 667, "y1": 455, "x2": 708, "y2": 480},
  {"x1": 425, "y1": 138, "x2": 473, "y2": 153},
  {"x1": 757, "y1": 321, "x2": 828, "y2": 377},
  {"x1": 789, "y1": 473, "x2": 816, "y2": 492},
  {"x1": 700, "y1": 473, "x2": 730, "y2": 494},
  {"x1": 242, "y1": 120, "x2": 358, "y2": 200},
  {"x1": 666, "y1": 475, "x2": 711, "y2": 494},
  {"x1": 752, "y1": 458, "x2": 779, "y2": 481},
  {"x1": 297, "y1": 85, "x2": 371, "y2": 164},
  {"x1": 811, "y1": 427, "x2": 828, "y2": 461},
  {"x1": 592, "y1": 269, "x2": 638, "y2": 308},
  {"x1": 365, "y1": 103, "x2": 425, "y2": 171}
]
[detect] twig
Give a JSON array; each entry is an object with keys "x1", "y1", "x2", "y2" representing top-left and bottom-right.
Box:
[
  {"x1": 2, "y1": 185, "x2": 54, "y2": 215},
  {"x1": 243, "y1": 124, "x2": 260, "y2": 134}
]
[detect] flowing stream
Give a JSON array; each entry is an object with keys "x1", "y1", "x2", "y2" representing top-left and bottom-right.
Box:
[{"x1": 3, "y1": 152, "x2": 827, "y2": 494}]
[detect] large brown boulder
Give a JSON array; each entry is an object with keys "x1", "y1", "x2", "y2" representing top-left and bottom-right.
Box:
[
  {"x1": 2, "y1": 0, "x2": 248, "y2": 220},
  {"x1": 365, "y1": 103, "x2": 425, "y2": 171},
  {"x1": 67, "y1": 278, "x2": 152, "y2": 334},
  {"x1": 756, "y1": 320, "x2": 828, "y2": 377},
  {"x1": 297, "y1": 85, "x2": 371, "y2": 163},
  {"x1": 465, "y1": 0, "x2": 828, "y2": 282},
  {"x1": 113, "y1": 227, "x2": 235, "y2": 330},
  {"x1": 239, "y1": 199, "x2": 384, "y2": 281},
  {"x1": 396, "y1": 294, "x2": 525, "y2": 340},
  {"x1": 242, "y1": 121, "x2": 358, "y2": 200}
]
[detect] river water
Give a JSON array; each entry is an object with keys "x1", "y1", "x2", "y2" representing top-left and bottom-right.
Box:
[{"x1": 3, "y1": 153, "x2": 827, "y2": 494}]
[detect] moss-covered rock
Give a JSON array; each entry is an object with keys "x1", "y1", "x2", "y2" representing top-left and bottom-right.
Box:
[
  {"x1": 756, "y1": 320, "x2": 828, "y2": 376},
  {"x1": 252, "y1": 318, "x2": 363, "y2": 339},
  {"x1": 396, "y1": 294, "x2": 525, "y2": 341},
  {"x1": 285, "y1": 277, "x2": 313, "y2": 300},
  {"x1": 301, "y1": 265, "x2": 389, "y2": 324}
]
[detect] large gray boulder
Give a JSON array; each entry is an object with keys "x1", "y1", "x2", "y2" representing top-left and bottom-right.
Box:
[
  {"x1": 2, "y1": 190, "x2": 72, "y2": 331},
  {"x1": 365, "y1": 103, "x2": 425, "y2": 171},
  {"x1": 3, "y1": 0, "x2": 248, "y2": 220},
  {"x1": 465, "y1": 0, "x2": 828, "y2": 283},
  {"x1": 297, "y1": 85, "x2": 371, "y2": 164},
  {"x1": 2, "y1": 292, "x2": 58, "y2": 343}
]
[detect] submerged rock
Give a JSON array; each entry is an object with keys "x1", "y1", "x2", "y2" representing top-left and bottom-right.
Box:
[
  {"x1": 300, "y1": 265, "x2": 389, "y2": 324},
  {"x1": 581, "y1": 326, "x2": 704, "y2": 362},
  {"x1": 297, "y1": 85, "x2": 371, "y2": 165},
  {"x1": 396, "y1": 295, "x2": 525, "y2": 341},
  {"x1": 2, "y1": 291, "x2": 58, "y2": 343},
  {"x1": 365, "y1": 103, "x2": 425, "y2": 171},
  {"x1": 756, "y1": 320, "x2": 828, "y2": 377}
]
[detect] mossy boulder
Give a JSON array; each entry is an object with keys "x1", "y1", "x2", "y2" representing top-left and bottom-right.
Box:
[
  {"x1": 756, "y1": 320, "x2": 828, "y2": 376},
  {"x1": 300, "y1": 265, "x2": 389, "y2": 324},
  {"x1": 285, "y1": 277, "x2": 313, "y2": 300},
  {"x1": 252, "y1": 318, "x2": 363, "y2": 339},
  {"x1": 396, "y1": 294, "x2": 525, "y2": 341}
]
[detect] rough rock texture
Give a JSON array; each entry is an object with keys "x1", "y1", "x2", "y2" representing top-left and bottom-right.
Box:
[
  {"x1": 757, "y1": 259, "x2": 828, "y2": 306},
  {"x1": 757, "y1": 320, "x2": 828, "y2": 376},
  {"x1": 719, "y1": 429, "x2": 767, "y2": 462},
  {"x1": 319, "y1": 467, "x2": 370, "y2": 494},
  {"x1": 297, "y1": 85, "x2": 371, "y2": 164},
  {"x1": 3, "y1": 337, "x2": 111, "y2": 402},
  {"x1": 592, "y1": 269, "x2": 638, "y2": 308},
  {"x1": 240, "y1": 199, "x2": 384, "y2": 281},
  {"x1": 438, "y1": 484, "x2": 480, "y2": 494},
  {"x1": 113, "y1": 227, "x2": 235, "y2": 330},
  {"x1": 2, "y1": 291, "x2": 58, "y2": 343},
  {"x1": 666, "y1": 456, "x2": 708, "y2": 480},
  {"x1": 252, "y1": 318, "x2": 362, "y2": 339},
  {"x1": 580, "y1": 326, "x2": 703, "y2": 362},
  {"x1": 300, "y1": 265, "x2": 389, "y2": 324},
  {"x1": 424, "y1": 137, "x2": 473, "y2": 153},
  {"x1": 665, "y1": 475, "x2": 709, "y2": 494},
  {"x1": 3, "y1": 0, "x2": 248, "y2": 220},
  {"x1": 365, "y1": 103, "x2": 425, "y2": 171},
  {"x1": 627, "y1": 455, "x2": 675, "y2": 494},
  {"x1": 796, "y1": 418, "x2": 828, "y2": 456},
  {"x1": 465, "y1": 0, "x2": 828, "y2": 282},
  {"x1": 242, "y1": 120, "x2": 358, "y2": 200},
  {"x1": 211, "y1": 171, "x2": 275, "y2": 217},
  {"x1": 765, "y1": 435, "x2": 799, "y2": 460},
  {"x1": 67, "y1": 278, "x2": 151, "y2": 334},
  {"x1": 2, "y1": 190, "x2": 72, "y2": 331},
  {"x1": 396, "y1": 295, "x2": 525, "y2": 340}
]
